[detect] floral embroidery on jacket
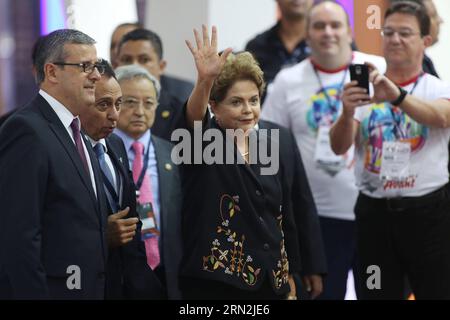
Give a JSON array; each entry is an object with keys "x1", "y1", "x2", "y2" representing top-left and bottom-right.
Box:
[
  {"x1": 202, "y1": 194, "x2": 261, "y2": 286},
  {"x1": 272, "y1": 214, "x2": 289, "y2": 289}
]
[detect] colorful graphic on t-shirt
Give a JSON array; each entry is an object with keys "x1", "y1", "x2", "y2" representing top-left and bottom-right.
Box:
[
  {"x1": 360, "y1": 103, "x2": 428, "y2": 174},
  {"x1": 306, "y1": 84, "x2": 354, "y2": 176},
  {"x1": 306, "y1": 84, "x2": 342, "y2": 132}
]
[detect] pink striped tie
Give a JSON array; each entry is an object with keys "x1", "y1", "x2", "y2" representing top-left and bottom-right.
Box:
[{"x1": 132, "y1": 141, "x2": 160, "y2": 270}]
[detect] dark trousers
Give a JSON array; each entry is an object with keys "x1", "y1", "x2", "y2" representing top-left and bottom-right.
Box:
[
  {"x1": 180, "y1": 277, "x2": 285, "y2": 300},
  {"x1": 317, "y1": 217, "x2": 360, "y2": 300},
  {"x1": 354, "y1": 187, "x2": 450, "y2": 300}
]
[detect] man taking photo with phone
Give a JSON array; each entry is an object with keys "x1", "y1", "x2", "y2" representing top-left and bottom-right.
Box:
[
  {"x1": 330, "y1": 1, "x2": 450, "y2": 300},
  {"x1": 261, "y1": 0, "x2": 385, "y2": 299}
]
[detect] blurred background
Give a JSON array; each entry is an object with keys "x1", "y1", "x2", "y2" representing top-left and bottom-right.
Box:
[{"x1": 0, "y1": 0, "x2": 449, "y2": 116}]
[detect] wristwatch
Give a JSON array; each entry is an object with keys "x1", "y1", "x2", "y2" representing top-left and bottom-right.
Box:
[{"x1": 390, "y1": 86, "x2": 408, "y2": 106}]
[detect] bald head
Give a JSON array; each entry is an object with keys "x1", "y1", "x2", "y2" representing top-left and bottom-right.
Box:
[{"x1": 307, "y1": 0, "x2": 351, "y2": 30}]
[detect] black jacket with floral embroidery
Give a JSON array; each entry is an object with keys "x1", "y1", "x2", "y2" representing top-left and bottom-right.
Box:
[{"x1": 175, "y1": 108, "x2": 301, "y2": 295}]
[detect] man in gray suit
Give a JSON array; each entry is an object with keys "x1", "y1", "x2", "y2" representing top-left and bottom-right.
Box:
[{"x1": 113, "y1": 64, "x2": 182, "y2": 299}]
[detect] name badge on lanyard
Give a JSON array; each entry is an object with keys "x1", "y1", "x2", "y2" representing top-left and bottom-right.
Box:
[
  {"x1": 135, "y1": 138, "x2": 159, "y2": 240},
  {"x1": 312, "y1": 64, "x2": 349, "y2": 174},
  {"x1": 314, "y1": 125, "x2": 344, "y2": 166},
  {"x1": 137, "y1": 202, "x2": 160, "y2": 240},
  {"x1": 378, "y1": 73, "x2": 423, "y2": 182},
  {"x1": 380, "y1": 141, "x2": 411, "y2": 182}
]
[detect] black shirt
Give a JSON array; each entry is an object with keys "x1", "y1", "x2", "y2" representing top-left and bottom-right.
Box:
[
  {"x1": 423, "y1": 54, "x2": 439, "y2": 78},
  {"x1": 245, "y1": 22, "x2": 311, "y2": 87}
]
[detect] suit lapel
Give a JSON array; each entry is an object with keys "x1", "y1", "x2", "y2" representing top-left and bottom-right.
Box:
[
  {"x1": 38, "y1": 98, "x2": 99, "y2": 210},
  {"x1": 106, "y1": 139, "x2": 128, "y2": 189},
  {"x1": 37, "y1": 96, "x2": 108, "y2": 261},
  {"x1": 106, "y1": 138, "x2": 128, "y2": 209},
  {"x1": 82, "y1": 134, "x2": 108, "y2": 261}
]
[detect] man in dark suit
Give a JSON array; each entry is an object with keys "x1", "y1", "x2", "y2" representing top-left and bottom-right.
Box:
[
  {"x1": 259, "y1": 119, "x2": 327, "y2": 299},
  {"x1": 116, "y1": 28, "x2": 187, "y2": 142},
  {"x1": 0, "y1": 29, "x2": 108, "y2": 299},
  {"x1": 79, "y1": 60, "x2": 163, "y2": 299},
  {"x1": 114, "y1": 64, "x2": 182, "y2": 299}
]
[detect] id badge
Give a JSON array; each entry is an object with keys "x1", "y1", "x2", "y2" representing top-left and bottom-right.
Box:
[
  {"x1": 314, "y1": 126, "x2": 344, "y2": 165},
  {"x1": 136, "y1": 202, "x2": 160, "y2": 240},
  {"x1": 380, "y1": 141, "x2": 411, "y2": 181}
]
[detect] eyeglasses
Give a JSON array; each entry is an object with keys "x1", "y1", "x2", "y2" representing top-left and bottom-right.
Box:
[
  {"x1": 122, "y1": 97, "x2": 157, "y2": 110},
  {"x1": 53, "y1": 61, "x2": 106, "y2": 74},
  {"x1": 381, "y1": 28, "x2": 421, "y2": 39}
]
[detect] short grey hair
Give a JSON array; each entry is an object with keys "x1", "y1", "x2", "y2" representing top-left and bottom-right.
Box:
[
  {"x1": 35, "y1": 29, "x2": 96, "y2": 85},
  {"x1": 114, "y1": 65, "x2": 161, "y2": 100}
]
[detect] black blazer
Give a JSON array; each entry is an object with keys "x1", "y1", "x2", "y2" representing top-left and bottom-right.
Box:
[
  {"x1": 160, "y1": 75, "x2": 194, "y2": 103},
  {"x1": 152, "y1": 135, "x2": 183, "y2": 299},
  {"x1": 177, "y1": 114, "x2": 301, "y2": 296},
  {"x1": 0, "y1": 109, "x2": 17, "y2": 128},
  {"x1": 101, "y1": 133, "x2": 164, "y2": 299},
  {"x1": 151, "y1": 89, "x2": 184, "y2": 142},
  {"x1": 258, "y1": 120, "x2": 327, "y2": 276},
  {"x1": 0, "y1": 95, "x2": 108, "y2": 299}
]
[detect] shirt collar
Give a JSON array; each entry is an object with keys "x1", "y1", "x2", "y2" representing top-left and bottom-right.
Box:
[
  {"x1": 39, "y1": 89, "x2": 78, "y2": 130},
  {"x1": 114, "y1": 129, "x2": 152, "y2": 154},
  {"x1": 87, "y1": 136, "x2": 108, "y2": 153}
]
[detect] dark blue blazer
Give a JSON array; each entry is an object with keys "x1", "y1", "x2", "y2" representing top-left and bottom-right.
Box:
[
  {"x1": 160, "y1": 75, "x2": 194, "y2": 103},
  {"x1": 0, "y1": 94, "x2": 108, "y2": 299},
  {"x1": 0, "y1": 110, "x2": 16, "y2": 128},
  {"x1": 152, "y1": 135, "x2": 183, "y2": 299},
  {"x1": 258, "y1": 120, "x2": 327, "y2": 277},
  {"x1": 102, "y1": 133, "x2": 164, "y2": 299}
]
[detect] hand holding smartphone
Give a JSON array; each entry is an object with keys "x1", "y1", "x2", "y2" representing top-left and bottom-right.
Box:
[{"x1": 349, "y1": 64, "x2": 370, "y2": 93}]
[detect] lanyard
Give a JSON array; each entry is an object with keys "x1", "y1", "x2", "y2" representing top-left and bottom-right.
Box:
[
  {"x1": 313, "y1": 66, "x2": 348, "y2": 114},
  {"x1": 389, "y1": 73, "x2": 423, "y2": 139},
  {"x1": 135, "y1": 137, "x2": 152, "y2": 191}
]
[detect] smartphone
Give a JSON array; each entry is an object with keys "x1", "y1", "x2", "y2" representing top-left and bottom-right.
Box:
[{"x1": 349, "y1": 64, "x2": 369, "y2": 93}]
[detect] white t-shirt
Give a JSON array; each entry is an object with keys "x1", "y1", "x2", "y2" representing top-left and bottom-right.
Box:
[
  {"x1": 354, "y1": 73, "x2": 450, "y2": 198},
  {"x1": 262, "y1": 51, "x2": 386, "y2": 221}
]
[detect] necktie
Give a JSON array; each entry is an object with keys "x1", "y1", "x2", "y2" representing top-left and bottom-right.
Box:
[
  {"x1": 94, "y1": 143, "x2": 118, "y2": 213},
  {"x1": 132, "y1": 141, "x2": 160, "y2": 270},
  {"x1": 70, "y1": 118, "x2": 90, "y2": 176}
]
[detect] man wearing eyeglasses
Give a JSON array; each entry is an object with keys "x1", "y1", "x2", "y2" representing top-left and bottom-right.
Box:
[
  {"x1": 113, "y1": 64, "x2": 182, "y2": 300},
  {"x1": 262, "y1": 1, "x2": 385, "y2": 300},
  {"x1": 0, "y1": 29, "x2": 109, "y2": 299},
  {"x1": 115, "y1": 28, "x2": 185, "y2": 142},
  {"x1": 331, "y1": 1, "x2": 450, "y2": 299}
]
